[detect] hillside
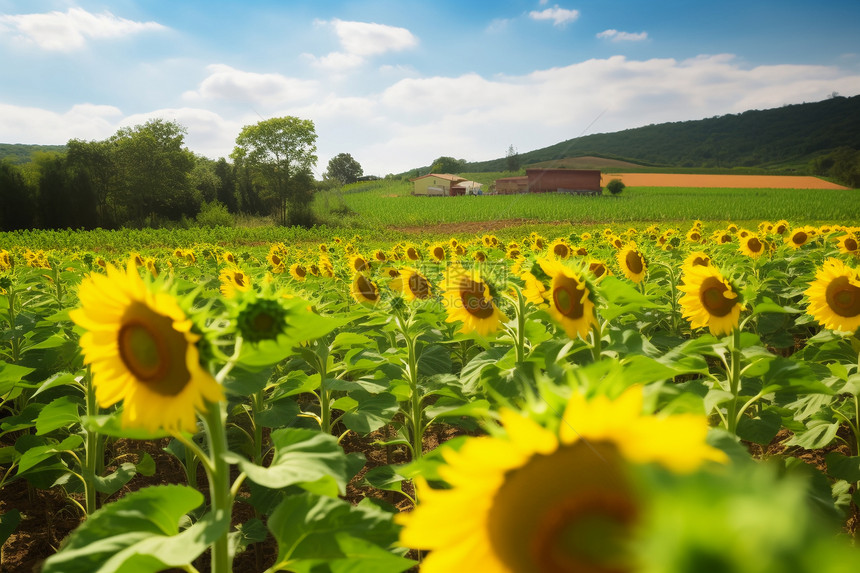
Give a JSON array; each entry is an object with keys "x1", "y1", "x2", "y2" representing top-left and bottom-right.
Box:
[
  {"x1": 463, "y1": 95, "x2": 860, "y2": 173},
  {"x1": 0, "y1": 143, "x2": 67, "y2": 164}
]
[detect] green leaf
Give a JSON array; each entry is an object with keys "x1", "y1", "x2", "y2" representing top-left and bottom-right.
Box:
[
  {"x1": 226, "y1": 428, "x2": 359, "y2": 497},
  {"x1": 255, "y1": 398, "x2": 301, "y2": 429},
  {"x1": 41, "y1": 485, "x2": 223, "y2": 573},
  {"x1": 82, "y1": 412, "x2": 171, "y2": 440},
  {"x1": 223, "y1": 366, "x2": 273, "y2": 396},
  {"x1": 0, "y1": 510, "x2": 21, "y2": 548},
  {"x1": 759, "y1": 357, "x2": 832, "y2": 396},
  {"x1": 85, "y1": 453, "x2": 156, "y2": 496},
  {"x1": 736, "y1": 407, "x2": 782, "y2": 445},
  {"x1": 784, "y1": 421, "x2": 840, "y2": 449},
  {"x1": 267, "y1": 493, "x2": 412, "y2": 573},
  {"x1": 460, "y1": 347, "x2": 509, "y2": 395},
  {"x1": 417, "y1": 344, "x2": 452, "y2": 378},
  {"x1": 361, "y1": 465, "x2": 407, "y2": 495},
  {"x1": 342, "y1": 390, "x2": 398, "y2": 435},
  {"x1": 231, "y1": 517, "x2": 268, "y2": 556},
  {"x1": 32, "y1": 371, "x2": 80, "y2": 398},
  {"x1": 598, "y1": 276, "x2": 659, "y2": 321},
  {"x1": 17, "y1": 434, "x2": 82, "y2": 474},
  {"x1": 35, "y1": 395, "x2": 81, "y2": 435},
  {"x1": 825, "y1": 452, "x2": 860, "y2": 483}
]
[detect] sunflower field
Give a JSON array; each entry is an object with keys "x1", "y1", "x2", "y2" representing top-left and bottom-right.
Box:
[{"x1": 2, "y1": 220, "x2": 860, "y2": 572}]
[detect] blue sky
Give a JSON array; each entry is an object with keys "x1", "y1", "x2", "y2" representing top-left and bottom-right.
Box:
[{"x1": 1, "y1": 0, "x2": 859, "y2": 176}]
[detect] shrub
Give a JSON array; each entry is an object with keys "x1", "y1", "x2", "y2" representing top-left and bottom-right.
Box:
[
  {"x1": 196, "y1": 201, "x2": 234, "y2": 228},
  {"x1": 606, "y1": 179, "x2": 626, "y2": 195}
]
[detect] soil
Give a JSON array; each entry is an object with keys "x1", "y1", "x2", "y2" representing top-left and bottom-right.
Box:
[
  {"x1": 0, "y1": 423, "x2": 473, "y2": 573},
  {"x1": 602, "y1": 173, "x2": 850, "y2": 189}
]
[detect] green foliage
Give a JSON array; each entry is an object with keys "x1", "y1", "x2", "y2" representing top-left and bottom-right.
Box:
[
  {"x1": 0, "y1": 144, "x2": 67, "y2": 164},
  {"x1": 325, "y1": 152, "x2": 363, "y2": 185},
  {"x1": 811, "y1": 146, "x2": 860, "y2": 188},
  {"x1": 505, "y1": 144, "x2": 520, "y2": 172},
  {"x1": 429, "y1": 156, "x2": 466, "y2": 174},
  {"x1": 606, "y1": 178, "x2": 626, "y2": 195},
  {"x1": 195, "y1": 200, "x2": 234, "y2": 228},
  {"x1": 233, "y1": 116, "x2": 318, "y2": 227}
]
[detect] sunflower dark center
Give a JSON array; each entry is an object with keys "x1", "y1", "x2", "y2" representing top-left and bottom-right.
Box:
[
  {"x1": 459, "y1": 279, "x2": 495, "y2": 319},
  {"x1": 356, "y1": 275, "x2": 378, "y2": 301},
  {"x1": 589, "y1": 263, "x2": 607, "y2": 278},
  {"x1": 690, "y1": 232, "x2": 701, "y2": 241},
  {"x1": 271, "y1": 254, "x2": 281, "y2": 265},
  {"x1": 433, "y1": 247, "x2": 445, "y2": 260},
  {"x1": 294, "y1": 265, "x2": 306, "y2": 277},
  {"x1": 825, "y1": 276, "x2": 860, "y2": 318},
  {"x1": 845, "y1": 237, "x2": 858, "y2": 252},
  {"x1": 747, "y1": 237, "x2": 763, "y2": 252},
  {"x1": 792, "y1": 231, "x2": 808, "y2": 245},
  {"x1": 354, "y1": 258, "x2": 369, "y2": 272},
  {"x1": 625, "y1": 250, "x2": 643, "y2": 274},
  {"x1": 117, "y1": 309, "x2": 189, "y2": 396},
  {"x1": 692, "y1": 256, "x2": 709, "y2": 267},
  {"x1": 554, "y1": 244, "x2": 570, "y2": 258},
  {"x1": 234, "y1": 273, "x2": 246, "y2": 287},
  {"x1": 553, "y1": 280, "x2": 585, "y2": 320},
  {"x1": 408, "y1": 273, "x2": 430, "y2": 299},
  {"x1": 700, "y1": 276, "x2": 736, "y2": 317},
  {"x1": 488, "y1": 442, "x2": 637, "y2": 573},
  {"x1": 407, "y1": 248, "x2": 419, "y2": 260}
]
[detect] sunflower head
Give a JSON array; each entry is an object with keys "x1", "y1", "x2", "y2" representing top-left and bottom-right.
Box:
[
  {"x1": 616, "y1": 243, "x2": 647, "y2": 283},
  {"x1": 739, "y1": 235, "x2": 767, "y2": 258},
  {"x1": 350, "y1": 273, "x2": 380, "y2": 306},
  {"x1": 539, "y1": 258, "x2": 597, "y2": 340},
  {"x1": 70, "y1": 258, "x2": 223, "y2": 433},
  {"x1": 678, "y1": 265, "x2": 744, "y2": 336},
  {"x1": 219, "y1": 267, "x2": 252, "y2": 298},
  {"x1": 837, "y1": 233, "x2": 859, "y2": 254},
  {"x1": 440, "y1": 265, "x2": 506, "y2": 336},
  {"x1": 804, "y1": 258, "x2": 860, "y2": 332},
  {"x1": 549, "y1": 238, "x2": 571, "y2": 260},
  {"x1": 235, "y1": 294, "x2": 290, "y2": 343},
  {"x1": 390, "y1": 267, "x2": 432, "y2": 302},
  {"x1": 397, "y1": 385, "x2": 726, "y2": 573},
  {"x1": 683, "y1": 251, "x2": 712, "y2": 272},
  {"x1": 786, "y1": 227, "x2": 811, "y2": 249},
  {"x1": 349, "y1": 254, "x2": 370, "y2": 273}
]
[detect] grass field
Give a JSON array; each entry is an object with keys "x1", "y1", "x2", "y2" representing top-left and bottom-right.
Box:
[{"x1": 315, "y1": 180, "x2": 860, "y2": 229}]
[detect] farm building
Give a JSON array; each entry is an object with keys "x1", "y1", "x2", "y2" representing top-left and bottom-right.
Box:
[
  {"x1": 493, "y1": 169, "x2": 602, "y2": 195},
  {"x1": 410, "y1": 173, "x2": 464, "y2": 196}
]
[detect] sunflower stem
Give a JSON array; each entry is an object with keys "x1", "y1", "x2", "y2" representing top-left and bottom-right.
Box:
[
  {"x1": 513, "y1": 286, "x2": 527, "y2": 364},
  {"x1": 200, "y1": 401, "x2": 233, "y2": 573},
  {"x1": 403, "y1": 317, "x2": 424, "y2": 460},
  {"x1": 726, "y1": 327, "x2": 743, "y2": 435},
  {"x1": 590, "y1": 321, "x2": 603, "y2": 362},
  {"x1": 83, "y1": 366, "x2": 100, "y2": 515}
]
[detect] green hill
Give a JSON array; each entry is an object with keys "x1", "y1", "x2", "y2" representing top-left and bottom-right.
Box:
[
  {"x1": 0, "y1": 143, "x2": 67, "y2": 164},
  {"x1": 464, "y1": 95, "x2": 860, "y2": 173}
]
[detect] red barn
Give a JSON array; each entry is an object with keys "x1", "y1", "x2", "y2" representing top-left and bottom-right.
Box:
[{"x1": 492, "y1": 169, "x2": 602, "y2": 195}]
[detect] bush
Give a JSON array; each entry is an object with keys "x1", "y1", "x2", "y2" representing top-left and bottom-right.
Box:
[
  {"x1": 606, "y1": 179, "x2": 626, "y2": 195},
  {"x1": 196, "y1": 201, "x2": 234, "y2": 228}
]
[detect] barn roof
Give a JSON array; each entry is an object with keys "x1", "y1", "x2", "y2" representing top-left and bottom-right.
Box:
[{"x1": 409, "y1": 173, "x2": 466, "y2": 182}]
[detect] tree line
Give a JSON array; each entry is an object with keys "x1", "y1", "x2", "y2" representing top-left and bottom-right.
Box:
[{"x1": 0, "y1": 117, "x2": 366, "y2": 232}]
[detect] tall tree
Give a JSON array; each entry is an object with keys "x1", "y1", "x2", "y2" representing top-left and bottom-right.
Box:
[
  {"x1": 325, "y1": 152, "x2": 363, "y2": 185},
  {"x1": 231, "y1": 116, "x2": 317, "y2": 226},
  {"x1": 505, "y1": 144, "x2": 520, "y2": 172},
  {"x1": 110, "y1": 119, "x2": 196, "y2": 226},
  {"x1": 213, "y1": 157, "x2": 238, "y2": 212},
  {"x1": 66, "y1": 139, "x2": 118, "y2": 228},
  {"x1": 0, "y1": 161, "x2": 36, "y2": 231}
]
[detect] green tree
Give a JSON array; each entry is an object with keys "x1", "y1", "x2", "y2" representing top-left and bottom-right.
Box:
[
  {"x1": 110, "y1": 119, "x2": 197, "y2": 226},
  {"x1": 429, "y1": 156, "x2": 465, "y2": 174},
  {"x1": 505, "y1": 144, "x2": 520, "y2": 172},
  {"x1": 0, "y1": 161, "x2": 37, "y2": 231},
  {"x1": 66, "y1": 139, "x2": 118, "y2": 227},
  {"x1": 324, "y1": 152, "x2": 363, "y2": 185},
  {"x1": 232, "y1": 116, "x2": 318, "y2": 226},
  {"x1": 213, "y1": 158, "x2": 238, "y2": 213},
  {"x1": 606, "y1": 179, "x2": 625, "y2": 195}
]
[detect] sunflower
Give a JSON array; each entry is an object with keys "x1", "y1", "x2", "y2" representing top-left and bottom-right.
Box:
[
  {"x1": 69, "y1": 259, "x2": 223, "y2": 433},
  {"x1": 221, "y1": 251, "x2": 237, "y2": 266},
  {"x1": 350, "y1": 273, "x2": 380, "y2": 305},
  {"x1": 405, "y1": 245, "x2": 421, "y2": 261},
  {"x1": 804, "y1": 258, "x2": 860, "y2": 332},
  {"x1": 0, "y1": 249, "x2": 12, "y2": 271},
  {"x1": 349, "y1": 254, "x2": 371, "y2": 273},
  {"x1": 786, "y1": 227, "x2": 811, "y2": 249},
  {"x1": 373, "y1": 249, "x2": 388, "y2": 262},
  {"x1": 773, "y1": 220, "x2": 789, "y2": 235},
  {"x1": 539, "y1": 258, "x2": 596, "y2": 340},
  {"x1": 397, "y1": 385, "x2": 726, "y2": 573},
  {"x1": 739, "y1": 234, "x2": 766, "y2": 258},
  {"x1": 440, "y1": 265, "x2": 506, "y2": 336},
  {"x1": 548, "y1": 238, "x2": 571, "y2": 260},
  {"x1": 289, "y1": 263, "x2": 307, "y2": 282},
  {"x1": 685, "y1": 228, "x2": 703, "y2": 243},
  {"x1": 390, "y1": 267, "x2": 432, "y2": 301},
  {"x1": 473, "y1": 250, "x2": 488, "y2": 263},
  {"x1": 429, "y1": 244, "x2": 448, "y2": 262},
  {"x1": 836, "y1": 233, "x2": 859, "y2": 254},
  {"x1": 266, "y1": 251, "x2": 286, "y2": 274},
  {"x1": 616, "y1": 243, "x2": 646, "y2": 283},
  {"x1": 678, "y1": 265, "x2": 743, "y2": 336},
  {"x1": 682, "y1": 251, "x2": 711, "y2": 272},
  {"x1": 219, "y1": 268, "x2": 252, "y2": 298},
  {"x1": 587, "y1": 259, "x2": 610, "y2": 281}
]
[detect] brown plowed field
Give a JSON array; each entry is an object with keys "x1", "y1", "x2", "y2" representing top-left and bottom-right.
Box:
[{"x1": 601, "y1": 173, "x2": 850, "y2": 189}]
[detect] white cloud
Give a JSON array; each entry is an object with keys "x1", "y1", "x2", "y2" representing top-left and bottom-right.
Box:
[
  {"x1": 308, "y1": 19, "x2": 417, "y2": 70},
  {"x1": 182, "y1": 64, "x2": 318, "y2": 105},
  {"x1": 0, "y1": 7, "x2": 165, "y2": 51},
  {"x1": 5, "y1": 54, "x2": 860, "y2": 176},
  {"x1": 529, "y1": 5, "x2": 580, "y2": 27},
  {"x1": 597, "y1": 29, "x2": 648, "y2": 42}
]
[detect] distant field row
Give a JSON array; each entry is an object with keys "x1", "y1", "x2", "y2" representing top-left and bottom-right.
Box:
[
  {"x1": 315, "y1": 182, "x2": 859, "y2": 228},
  {"x1": 601, "y1": 173, "x2": 848, "y2": 189}
]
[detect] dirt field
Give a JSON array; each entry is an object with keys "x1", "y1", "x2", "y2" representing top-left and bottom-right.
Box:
[{"x1": 601, "y1": 173, "x2": 850, "y2": 189}]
